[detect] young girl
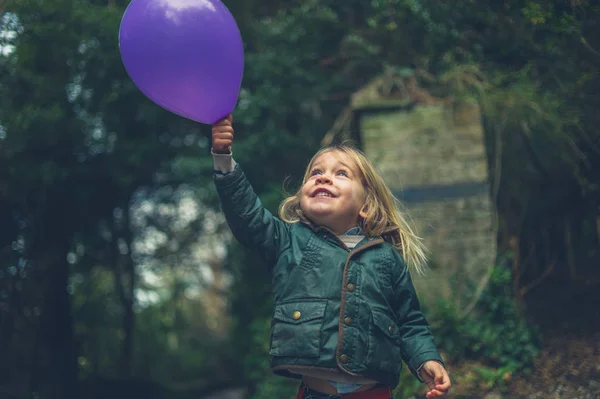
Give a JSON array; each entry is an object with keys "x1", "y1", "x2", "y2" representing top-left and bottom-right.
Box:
[{"x1": 212, "y1": 115, "x2": 451, "y2": 399}]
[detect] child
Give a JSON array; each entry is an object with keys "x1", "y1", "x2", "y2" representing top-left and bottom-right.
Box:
[{"x1": 212, "y1": 115, "x2": 451, "y2": 399}]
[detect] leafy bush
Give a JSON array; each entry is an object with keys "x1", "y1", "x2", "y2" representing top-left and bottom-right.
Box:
[{"x1": 425, "y1": 262, "x2": 541, "y2": 391}]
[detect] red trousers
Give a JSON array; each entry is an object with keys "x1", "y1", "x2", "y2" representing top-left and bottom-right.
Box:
[{"x1": 296, "y1": 384, "x2": 392, "y2": 399}]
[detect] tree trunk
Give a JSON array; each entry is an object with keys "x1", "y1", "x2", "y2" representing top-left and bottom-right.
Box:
[
  {"x1": 120, "y1": 241, "x2": 135, "y2": 379},
  {"x1": 112, "y1": 239, "x2": 134, "y2": 378},
  {"x1": 31, "y1": 218, "x2": 77, "y2": 399},
  {"x1": 48, "y1": 252, "x2": 77, "y2": 399},
  {"x1": 564, "y1": 216, "x2": 577, "y2": 285},
  {"x1": 508, "y1": 235, "x2": 523, "y2": 304},
  {"x1": 596, "y1": 216, "x2": 600, "y2": 245},
  {"x1": 111, "y1": 200, "x2": 136, "y2": 378}
]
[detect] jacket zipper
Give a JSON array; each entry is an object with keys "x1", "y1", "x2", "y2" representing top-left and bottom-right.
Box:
[{"x1": 335, "y1": 238, "x2": 384, "y2": 374}]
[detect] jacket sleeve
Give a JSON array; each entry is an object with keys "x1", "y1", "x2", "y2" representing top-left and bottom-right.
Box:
[
  {"x1": 391, "y1": 251, "x2": 444, "y2": 381},
  {"x1": 213, "y1": 164, "x2": 289, "y2": 267}
]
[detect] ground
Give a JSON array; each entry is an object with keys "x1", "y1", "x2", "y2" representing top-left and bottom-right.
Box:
[
  {"x1": 507, "y1": 330, "x2": 600, "y2": 399},
  {"x1": 426, "y1": 277, "x2": 600, "y2": 399},
  {"x1": 506, "y1": 278, "x2": 600, "y2": 399}
]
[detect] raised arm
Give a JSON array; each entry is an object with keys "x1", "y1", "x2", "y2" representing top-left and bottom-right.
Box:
[{"x1": 212, "y1": 116, "x2": 289, "y2": 267}]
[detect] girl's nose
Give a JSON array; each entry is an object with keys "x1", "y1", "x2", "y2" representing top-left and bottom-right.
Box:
[{"x1": 316, "y1": 175, "x2": 332, "y2": 184}]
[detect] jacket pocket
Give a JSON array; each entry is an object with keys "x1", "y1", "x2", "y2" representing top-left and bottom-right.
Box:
[
  {"x1": 269, "y1": 298, "x2": 327, "y2": 358},
  {"x1": 367, "y1": 308, "x2": 402, "y2": 373}
]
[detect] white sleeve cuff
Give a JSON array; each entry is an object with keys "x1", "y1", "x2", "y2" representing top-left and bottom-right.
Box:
[{"x1": 211, "y1": 151, "x2": 236, "y2": 175}]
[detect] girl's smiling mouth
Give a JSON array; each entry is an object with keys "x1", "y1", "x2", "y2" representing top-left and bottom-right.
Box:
[{"x1": 311, "y1": 188, "x2": 336, "y2": 198}]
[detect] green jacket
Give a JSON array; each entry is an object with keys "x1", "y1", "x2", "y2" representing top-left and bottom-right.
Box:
[{"x1": 214, "y1": 165, "x2": 443, "y2": 389}]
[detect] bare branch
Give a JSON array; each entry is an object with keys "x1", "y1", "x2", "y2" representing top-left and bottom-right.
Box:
[
  {"x1": 321, "y1": 106, "x2": 352, "y2": 146},
  {"x1": 580, "y1": 35, "x2": 600, "y2": 59},
  {"x1": 520, "y1": 260, "x2": 555, "y2": 297},
  {"x1": 519, "y1": 121, "x2": 548, "y2": 176}
]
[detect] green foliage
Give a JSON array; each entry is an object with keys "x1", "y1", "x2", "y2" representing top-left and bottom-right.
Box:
[
  {"x1": 252, "y1": 374, "x2": 298, "y2": 399},
  {"x1": 1, "y1": 0, "x2": 599, "y2": 397},
  {"x1": 0, "y1": 0, "x2": 222, "y2": 396},
  {"x1": 427, "y1": 259, "x2": 540, "y2": 391},
  {"x1": 388, "y1": 258, "x2": 540, "y2": 397},
  {"x1": 228, "y1": 314, "x2": 297, "y2": 399},
  {"x1": 392, "y1": 361, "x2": 423, "y2": 398}
]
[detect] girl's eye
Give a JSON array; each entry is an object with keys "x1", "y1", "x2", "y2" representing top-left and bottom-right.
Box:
[
  {"x1": 337, "y1": 170, "x2": 348, "y2": 177},
  {"x1": 310, "y1": 169, "x2": 322, "y2": 176}
]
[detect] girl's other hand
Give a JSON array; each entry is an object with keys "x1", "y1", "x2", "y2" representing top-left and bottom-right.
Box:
[
  {"x1": 212, "y1": 114, "x2": 233, "y2": 154},
  {"x1": 420, "y1": 360, "x2": 451, "y2": 398}
]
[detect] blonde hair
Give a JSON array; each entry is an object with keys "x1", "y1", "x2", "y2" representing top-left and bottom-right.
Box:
[{"x1": 279, "y1": 144, "x2": 428, "y2": 274}]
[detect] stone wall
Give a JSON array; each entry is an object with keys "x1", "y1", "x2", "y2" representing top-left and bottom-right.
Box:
[{"x1": 356, "y1": 101, "x2": 497, "y2": 307}]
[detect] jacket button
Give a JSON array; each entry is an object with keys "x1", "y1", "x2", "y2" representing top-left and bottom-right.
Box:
[
  {"x1": 388, "y1": 325, "x2": 394, "y2": 334},
  {"x1": 344, "y1": 317, "x2": 352, "y2": 326},
  {"x1": 347, "y1": 283, "x2": 355, "y2": 292},
  {"x1": 292, "y1": 311, "x2": 301, "y2": 320},
  {"x1": 340, "y1": 354, "x2": 349, "y2": 363}
]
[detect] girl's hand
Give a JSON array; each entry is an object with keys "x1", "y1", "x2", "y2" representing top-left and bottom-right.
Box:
[
  {"x1": 420, "y1": 360, "x2": 451, "y2": 398},
  {"x1": 212, "y1": 114, "x2": 233, "y2": 154}
]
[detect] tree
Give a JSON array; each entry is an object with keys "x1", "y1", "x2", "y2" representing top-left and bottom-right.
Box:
[{"x1": 0, "y1": 0, "x2": 213, "y2": 396}]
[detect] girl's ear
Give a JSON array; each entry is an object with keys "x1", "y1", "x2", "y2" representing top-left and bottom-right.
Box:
[{"x1": 359, "y1": 204, "x2": 368, "y2": 220}]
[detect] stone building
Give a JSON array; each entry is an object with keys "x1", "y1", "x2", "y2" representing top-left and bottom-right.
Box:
[{"x1": 324, "y1": 74, "x2": 497, "y2": 308}]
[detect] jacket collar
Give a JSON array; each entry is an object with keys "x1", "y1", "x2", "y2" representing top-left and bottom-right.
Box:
[
  {"x1": 300, "y1": 219, "x2": 399, "y2": 238},
  {"x1": 299, "y1": 221, "x2": 385, "y2": 252}
]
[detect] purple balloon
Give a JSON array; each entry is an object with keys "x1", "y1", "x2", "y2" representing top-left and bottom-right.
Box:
[{"x1": 119, "y1": 0, "x2": 244, "y2": 124}]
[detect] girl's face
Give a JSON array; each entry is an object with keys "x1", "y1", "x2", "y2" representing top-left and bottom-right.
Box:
[{"x1": 300, "y1": 150, "x2": 367, "y2": 235}]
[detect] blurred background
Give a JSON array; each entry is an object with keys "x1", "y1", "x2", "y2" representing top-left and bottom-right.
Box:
[{"x1": 0, "y1": 1, "x2": 599, "y2": 398}]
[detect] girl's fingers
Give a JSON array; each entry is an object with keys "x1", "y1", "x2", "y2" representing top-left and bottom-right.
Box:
[
  {"x1": 212, "y1": 129, "x2": 233, "y2": 144},
  {"x1": 426, "y1": 390, "x2": 445, "y2": 398},
  {"x1": 212, "y1": 128, "x2": 233, "y2": 137},
  {"x1": 211, "y1": 114, "x2": 233, "y2": 152},
  {"x1": 212, "y1": 125, "x2": 233, "y2": 132},
  {"x1": 213, "y1": 132, "x2": 233, "y2": 140},
  {"x1": 436, "y1": 382, "x2": 451, "y2": 390}
]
